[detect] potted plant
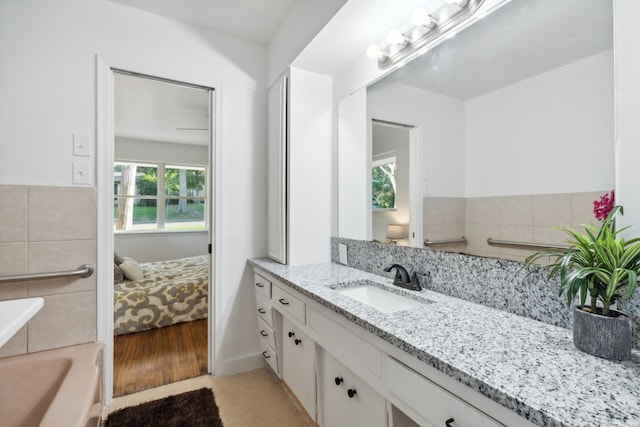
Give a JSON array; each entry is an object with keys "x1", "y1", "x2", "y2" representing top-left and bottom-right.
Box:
[{"x1": 524, "y1": 191, "x2": 639, "y2": 360}]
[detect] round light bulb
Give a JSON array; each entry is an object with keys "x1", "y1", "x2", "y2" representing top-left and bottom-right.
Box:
[
  {"x1": 387, "y1": 29, "x2": 407, "y2": 45},
  {"x1": 412, "y1": 8, "x2": 436, "y2": 28},
  {"x1": 366, "y1": 45, "x2": 384, "y2": 59}
]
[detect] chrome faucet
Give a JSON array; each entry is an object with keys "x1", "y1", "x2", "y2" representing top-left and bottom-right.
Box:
[{"x1": 383, "y1": 264, "x2": 421, "y2": 291}]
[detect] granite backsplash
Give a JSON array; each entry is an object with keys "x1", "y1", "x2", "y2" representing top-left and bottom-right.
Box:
[{"x1": 331, "y1": 237, "x2": 640, "y2": 349}]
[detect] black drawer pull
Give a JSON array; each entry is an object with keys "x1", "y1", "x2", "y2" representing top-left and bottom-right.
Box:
[
  {"x1": 262, "y1": 351, "x2": 270, "y2": 359},
  {"x1": 445, "y1": 418, "x2": 455, "y2": 427},
  {"x1": 334, "y1": 377, "x2": 343, "y2": 386},
  {"x1": 260, "y1": 330, "x2": 268, "y2": 337},
  {"x1": 278, "y1": 298, "x2": 290, "y2": 305},
  {"x1": 347, "y1": 388, "x2": 357, "y2": 398},
  {"x1": 255, "y1": 282, "x2": 264, "y2": 288},
  {"x1": 288, "y1": 331, "x2": 295, "y2": 338},
  {"x1": 295, "y1": 338, "x2": 302, "y2": 345},
  {"x1": 257, "y1": 308, "x2": 267, "y2": 314}
]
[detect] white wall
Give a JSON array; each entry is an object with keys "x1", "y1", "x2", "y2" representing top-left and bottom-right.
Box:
[
  {"x1": 115, "y1": 137, "x2": 208, "y2": 166},
  {"x1": 466, "y1": 50, "x2": 614, "y2": 197},
  {"x1": 338, "y1": 88, "x2": 369, "y2": 240},
  {"x1": 614, "y1": 0, "x2": 640, "y2": 233},
  {"x1": 368, "y1": 82, "x2": 466, "y2": 197},
  {"x1": 267, "y1": 0, "x2": 348, "y2": 86},
  {"x1": 115, "y1": 232, "x2": 208, "y2": 263},
  {"x1": 0, "y1": 0, "x2": 267, "y2": 375}
]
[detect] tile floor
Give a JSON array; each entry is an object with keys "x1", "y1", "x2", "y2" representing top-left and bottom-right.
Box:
[{"x1": 103, "y1": 368, "x2": 312, "y2": 426}]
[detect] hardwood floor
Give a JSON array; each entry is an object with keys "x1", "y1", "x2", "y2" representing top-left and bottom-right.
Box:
[{"x1": 113, "y1": 319, "x2": 208, "y2": 397}]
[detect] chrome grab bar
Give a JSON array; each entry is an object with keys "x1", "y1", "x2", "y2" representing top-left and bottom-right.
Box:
[
  {"x1": 486, "y1": 238, "x2": 570, "y2": 250},
  {"x1": 424, "y1": 236, "x2": 467, "y2": 246},
  {"x1": 0, "y1": 265, "x2": 94, "y2": 283}
]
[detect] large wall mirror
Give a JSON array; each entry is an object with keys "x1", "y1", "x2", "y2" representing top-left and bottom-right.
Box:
[{"x1": 338, "y1": 0, "x2": 614, "y2": 262}]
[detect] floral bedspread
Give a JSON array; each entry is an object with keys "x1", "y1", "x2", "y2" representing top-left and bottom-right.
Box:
[{"x1": 114, "y1": 255, "x2": 208, "y2": 335}]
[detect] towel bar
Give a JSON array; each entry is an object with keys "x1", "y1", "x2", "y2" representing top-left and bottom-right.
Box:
[
  {"x1": 486, "y1": 238, "x2": 569, "y2": 250},
  {"x1": 0, "y1": 265, "x2": 94, "y2": 284},
  {"x1": 424, "y1": 237, "x2": 467, "y2": 246}
]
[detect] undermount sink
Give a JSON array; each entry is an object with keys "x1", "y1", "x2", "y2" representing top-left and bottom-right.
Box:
[{"x1": 332, "y1": 280, "x2": 428, "y2": 314}]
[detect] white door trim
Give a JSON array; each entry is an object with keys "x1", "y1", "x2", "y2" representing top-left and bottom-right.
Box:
[
  {"x1": 409, "y1": 126, "x2": 424, "y2": 248},
  {"x1": 95, "y1": 55, "x2": 221, "y2": 405}
]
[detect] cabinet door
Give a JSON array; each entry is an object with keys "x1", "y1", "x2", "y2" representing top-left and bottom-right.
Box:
[
  {"x1": 321, "y1": 350, "x2": 386, "y2": 427},
  {"x1": 267, "y1": 73, "x2": 288, "y2": 264},
  {"x1": 281, "y1": 316, "x2": 315, "y2": 420}
]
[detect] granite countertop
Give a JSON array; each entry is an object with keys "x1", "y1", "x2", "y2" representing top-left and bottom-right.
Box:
[{"x1": 248, "y1": 258, "x2": 640, "y2": 427}]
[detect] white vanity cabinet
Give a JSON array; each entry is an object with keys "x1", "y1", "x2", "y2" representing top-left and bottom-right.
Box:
[
  {"x1": 281, "y1": 316, "x2": 316, "y2": 420},
  {"x1": 383, "y1": 356, "x2": 504, "y2": 427},
  {"x1": 253, "y1": 273, "x2": 278, "y2": 375},
  {"x1": 319, "y1": 350, "x2": 386, "y2": 427},
  {"x1": 251, "y1": 267, "x2": 526, "y2": 427}
]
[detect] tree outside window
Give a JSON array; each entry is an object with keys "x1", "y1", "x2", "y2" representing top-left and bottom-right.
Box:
[
  {"x1": 372, "y1": 156, "x2": 397, "y2": 210},
  {"x1": 114, "y1": 162, "x2": 206, "y2": 232}
]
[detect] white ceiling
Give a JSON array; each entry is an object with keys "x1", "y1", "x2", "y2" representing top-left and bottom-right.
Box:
[
  {"x1": 109, "y1": 0, "x2": 297, "y2": 45},
  {"x1": 114, "y1": 73, "x2": 210, "y2": 146},
  {"x1": 379, "y1": 0, "x2": 613, "y2": 100}
]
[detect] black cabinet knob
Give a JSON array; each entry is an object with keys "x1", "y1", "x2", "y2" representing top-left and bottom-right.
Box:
[
  {"x1": 334, "y1": 377, "x2": 343, "y2": 386},
  {"x1": 260, "y1": 330, "x2": 268, "y2": 337},
  {"x1": 255, "y1": 282, "x2": 264, "y2": 287},
  {"x1": 262, "y1": 351, "x2": 270, "y2": 359},
  {"x1": 278, "y1": 298, "x2": 290, "y2": 305},
  {"x1": 295, "y1": 338, "x2": 302, "y2": 345},
  {"x1": 288, "y1": 331, "x2": 295, "y2": 338},
  {"x1": 347, "y1": 388, "x2": 357, "y2": 398},
  {"x1": 445, "y1": 418, "x2": 455, "y2": 427},
  {"x1": 257, "y1": 308, "x2": 266, "y2": 314}
]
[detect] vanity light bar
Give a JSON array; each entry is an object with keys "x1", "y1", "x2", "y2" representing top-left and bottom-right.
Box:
[{"x1": 367, "y1": 0, "x2": 485, "y2": 70}]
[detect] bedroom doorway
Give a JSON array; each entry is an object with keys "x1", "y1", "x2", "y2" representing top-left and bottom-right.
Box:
[{"x1": 111, "y1": 71, "x2": 214, "y2": 397}]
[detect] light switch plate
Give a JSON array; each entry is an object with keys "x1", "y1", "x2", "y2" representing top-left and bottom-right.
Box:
[
  {"x1": 338, "y1": 244, "x2": 348, "y2": 265},
  {"x1": 73, "y1": 159, "x2": 92, "y2": 185},
  {"x1": 73, "y1": 134, "x2": 92, "y2": 157}
]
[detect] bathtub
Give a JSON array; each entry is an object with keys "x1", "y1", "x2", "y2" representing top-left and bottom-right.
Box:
[{"x1": 0, "y1": 342, "x2": 103, "y2": 427}]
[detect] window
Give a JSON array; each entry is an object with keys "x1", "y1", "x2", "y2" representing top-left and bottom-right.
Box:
[
  {"x1": 114, "y1": 162, "x2": 206, "y2": 232},
  {"x1": 372, "y1": 155, "x2": 397, "y2": 210}
]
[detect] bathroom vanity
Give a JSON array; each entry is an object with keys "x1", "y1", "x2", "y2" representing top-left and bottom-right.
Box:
[{"x1": 249, "y1": 258, "x2": 640, "y2": 427}]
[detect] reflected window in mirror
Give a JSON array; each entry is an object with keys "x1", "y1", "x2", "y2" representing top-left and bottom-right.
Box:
[{"x1": 372, "y1": 154, "x2": 397, "y2": 210}]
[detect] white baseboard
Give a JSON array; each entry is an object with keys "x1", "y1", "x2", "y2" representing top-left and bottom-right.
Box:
[{"x1": 217, "y1": 352, "x2": 266, "y2": 376}]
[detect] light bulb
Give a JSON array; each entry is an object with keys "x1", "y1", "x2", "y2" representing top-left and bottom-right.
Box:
[
  {"x1": 446, "y1": 0, "x2": 469, "y2": 7},
  {"x1": 387, "y1": 29, "x2": 407, "y2": 45},
  {"x1": 366, "y1": 45, "x2": 384, "y2": 59},
  {"x1": 412, "y1": 8, "x2": 436, "y2": 28}
]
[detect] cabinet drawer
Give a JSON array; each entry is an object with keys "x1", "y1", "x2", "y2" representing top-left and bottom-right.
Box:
[
  {"x1": 308, "y1": 307, "x2": 381, "y2": 376},
  {"x1": 260, "y1": 338, "x2": 279, "y2": 375},
  {"x1": 272, "y1": 283, "x2": 305, "y2": 324},
  {"x1": 383, "y1": 356, "x2": 503, "y2": 427},
  {"x1": 254, "y1": 273, "x2": 272, "y2": 299},
  {"x1": 256, "y1": 293, "x2": 274, "y2": 327},
  {"x1": 258, "y1": 317, "x2": 276, "y2": 350},
  {"x1": 321, "y1": 351, "x2": 386, "y2": 427}
]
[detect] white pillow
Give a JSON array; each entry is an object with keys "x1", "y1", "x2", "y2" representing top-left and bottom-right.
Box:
[{"x1": 119, "y1": 258, "x2": 144, "y2": 281}]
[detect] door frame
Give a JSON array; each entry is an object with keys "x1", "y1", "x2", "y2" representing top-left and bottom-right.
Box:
[{"x1": 96, "y1": 55, "x2": 221, "y2": 405}]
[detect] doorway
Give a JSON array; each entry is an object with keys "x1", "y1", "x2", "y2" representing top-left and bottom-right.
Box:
[
  {"x1": 110, "y1": 71, "x2": 214, "y2": 397},
  {"x1": 371, "y1": 119, "x2": 423, "y2": 248}
]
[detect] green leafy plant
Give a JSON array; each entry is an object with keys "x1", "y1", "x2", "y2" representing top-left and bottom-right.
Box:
[{"x1": 524, "y1": 205, "x2": 640, "y2": 316}]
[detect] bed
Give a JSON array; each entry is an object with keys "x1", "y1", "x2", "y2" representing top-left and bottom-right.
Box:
[{"x1": 114, "y1": 255, "x2": 208, "y2": 336}]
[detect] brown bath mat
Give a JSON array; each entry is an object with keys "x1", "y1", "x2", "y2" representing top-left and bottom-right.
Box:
[{"x1": 104, "y1": 387, "x2": 223, "y2": 427}]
